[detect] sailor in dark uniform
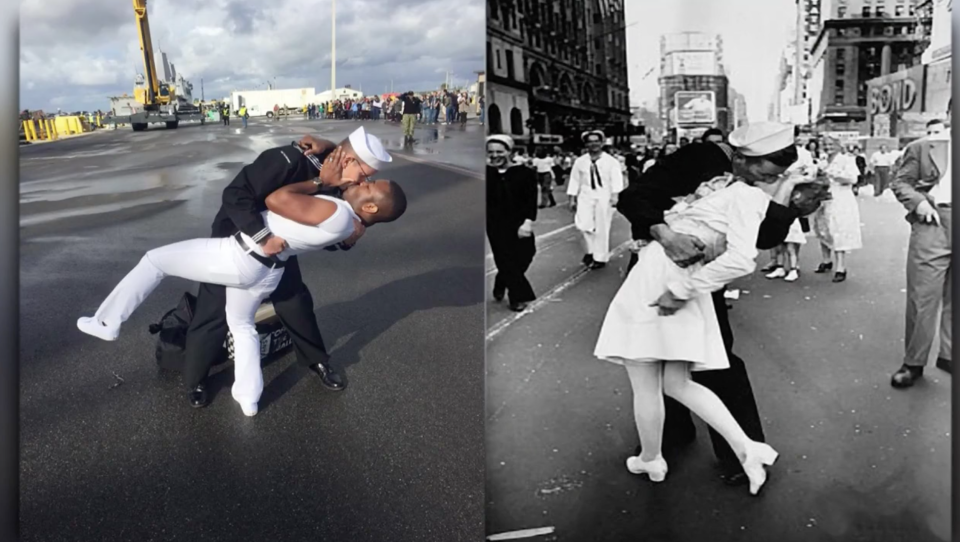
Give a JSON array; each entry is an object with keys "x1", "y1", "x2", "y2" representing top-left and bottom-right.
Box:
[
  {"x1": 486, "y1": 134, "x2": 539, "y2": 312},
  {"x1": 616, "y1": 127, "x2": 825, "y2": 486},
  {"x1": 183, "y1": 126, "x2": 392, "y2": 407}
]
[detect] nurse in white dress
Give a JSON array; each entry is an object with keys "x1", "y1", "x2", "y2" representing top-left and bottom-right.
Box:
[
  {"x1": 78, "y1": 155, "x2": 407, "y2": 417},
  {"x1": 812, "y1": 136, "x2": 863, "y2": 282},
  {"x1": 593, "y1": 122, "x2": 803, "y2": 495}
]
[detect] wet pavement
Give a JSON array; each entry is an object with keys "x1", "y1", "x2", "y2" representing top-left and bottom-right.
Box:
[
  {"x1": 484, "y1": 190, "x2": 951, "y2": 541},
  {"x1": 20, "y1": 118, "x2": 486, "y2": 541}
]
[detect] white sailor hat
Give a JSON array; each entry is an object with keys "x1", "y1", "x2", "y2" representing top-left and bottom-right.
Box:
[
  {"x1": 348, "y1": 126, "x2": 392, "y2": 170},
  {"x1": 581, "y1": 130, "x2": 605, "y2": 142},
  {"x1": 486, "y1": 134, "x2": 515, "y2": 150},
  {"x1": 728, "y1": 122, "x2": 795, "y2": 157}
]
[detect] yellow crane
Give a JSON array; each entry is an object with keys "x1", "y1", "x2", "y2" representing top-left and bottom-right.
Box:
[{"x1": 104, "y1": 0, "x2": 204, "y2": 131}]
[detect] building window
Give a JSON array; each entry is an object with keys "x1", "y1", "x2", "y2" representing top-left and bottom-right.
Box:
[
  {"x1": 495, "y1": 47, "x2": 502, "y2": 70},
  {"x1": 838, "y1": 6, "x2": 847, "y2": 16},
  {"x1": 836, "y1": 64, "x2": 845, "y2": 76},
  {"x1": 506, "y1": 50, "x2": 515, "y2": 80},
  {"x1": 510, "y1": 108, "x2": 524, "y2": 135},
  {"x1": 835, "y1": 92, "x2": 845, "y2": 105},
  {"x1": 894, "y1": 5, "x2": 904, "y2": 16},
  {"x1": 862, "y1": 6, "x2": 871, "y2": 16},
  {"x1": 876, "y1": 6, "x2": 886, "y2": 16}
]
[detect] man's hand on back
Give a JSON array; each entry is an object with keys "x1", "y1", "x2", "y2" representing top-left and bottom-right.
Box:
[
  {"x1": 651, "y1": 224, "x2": 705, "y2": 268},
  {"x1": 260, "y1": 236, "x2": 288, "y2": 256},
  {"x1": 299, "y1": 135, "x2": 336, "y2": 156}
]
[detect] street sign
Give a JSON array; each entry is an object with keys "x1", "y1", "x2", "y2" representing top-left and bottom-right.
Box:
[
  {"x1": 533, "y1": 134, "x2": 564, "y2": 145},
  {"x1": 674, "y1": 91, "x2": 716, "y2": 125}
]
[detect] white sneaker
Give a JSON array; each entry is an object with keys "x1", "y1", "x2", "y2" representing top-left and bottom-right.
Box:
[
  {"x1": 77, "y1": 316, "x2": 119, "y2": 341},
  {"x1": 784, "y1": 269, "x2": 800, "y2": 282},
  {"x1": 765, "y1": 267, "x2": 786, "y2": 279},
  {"x1": 626, "y1": 454, "x2": 668, "y2": 482},
  {"x1": 240, "y1": 403, "x2": 259, "y2": 417}
]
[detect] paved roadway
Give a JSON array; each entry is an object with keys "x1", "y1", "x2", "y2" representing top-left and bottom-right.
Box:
[
  {"x1": 20, "y1": 118, "x2": 485, "y2": 541},
  {"x1": 484, "y1": 187, "x2": 952, "y2": 542}
]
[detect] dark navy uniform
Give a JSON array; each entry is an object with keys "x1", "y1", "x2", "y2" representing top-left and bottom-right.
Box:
[
  {"x1": 183, "y1": 145, "x2": 339, "y2": 393},
  {"x1": 616, "y1": 141, "x2": 798, "y2": 477}
]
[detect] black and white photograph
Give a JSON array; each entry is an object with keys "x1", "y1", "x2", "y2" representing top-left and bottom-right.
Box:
[
  {"x1": 484, "y1": 0, "x2": 952, "y2": 540},
  {"x1": 18, "y1": 0, "x2": 486, "y2": 540}
]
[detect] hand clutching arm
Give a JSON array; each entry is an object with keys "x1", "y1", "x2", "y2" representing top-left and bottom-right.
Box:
[{"x1": 654, "y1": 184, "x2": 767, "y2": 315}]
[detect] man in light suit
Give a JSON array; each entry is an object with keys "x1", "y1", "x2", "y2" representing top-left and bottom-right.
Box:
[{"x1": 889, "y1": 116, "x2": 952, "y2": 388}]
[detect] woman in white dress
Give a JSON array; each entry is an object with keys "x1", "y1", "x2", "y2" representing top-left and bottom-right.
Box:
[
  {"x1": 594, "y1": 125, "x2": 828, "y2": 495},
  {"x1": 812, "y1": 136, "x2": 863, "y2": 282}
]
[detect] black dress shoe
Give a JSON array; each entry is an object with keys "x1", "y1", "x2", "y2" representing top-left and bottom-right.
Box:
[
  {"x1": 936, "y1": 357, "x2": 951, "y2": 374},
  {"x1": 814, "y1": 262, "x2": 833, "y2": 273},
  {"x1": 832, "y1": 271, "x2": 847, "y2": 283},
  {"x1": 308, "y1": 363, "x2": 346, "y2": 391},
  {"x1": 891, "y1": 365, "x2": 923, "y2": 388},
  {"x1": 582, "y1": 254, "x2": 594, "y2": 265},
  {"x1": 589, "y1": 261, "x2": 606, "y2": 270},
  {"x1": 492, "y1": 289, "x2": 505, "y2": 302},
  {"x1": 508, "y1": 301, "x2": 529, "y2": 312},
  {"x1": 189, "y1": 384, "x2": 209, "y2": 408}
]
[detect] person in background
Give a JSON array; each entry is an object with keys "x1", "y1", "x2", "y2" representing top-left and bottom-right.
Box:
[
  {"x1": 487, "y1": 135, "x2": 539, "y2": 312},
  {"x1": 567, "y1": 130, "x2": 624, "y2": 270},
  {"x1": 762, "y1": 126, "x2": 817, "y2": 282},
  {"x1": 701, "y1": 128, "x2": 725, "y2": 144},
  {"x1": 239, "y1": 105, "x2": 248, "y2": 129},
  {"x1": 870, "y1": 144, "x2": 899, "y2": 197},
  {"x1": 400, "y1": 91, "x2": 421, "y2": 142},
  {"x1": 532, "y1": 148, "x2": 557, "y2": 208},
  {"x1": 889, "y1": 115, "x2": 952, "y2": 387},
  {"x1": 812, "y1": 136, "x2": 862, "y2": 283}
]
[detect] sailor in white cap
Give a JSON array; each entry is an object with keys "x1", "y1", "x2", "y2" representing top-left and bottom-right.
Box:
[
  {"x1": 487, "y1": 134, "x2": 540, "y2": 311},
  {"x1": 613, "y1": 120, "x2": 822, "y2": 488},
  {"x1": 567, "y1": 129, "x2": 625, "y2": 269},
  {"x1": 171, "y1": 127, "x2": 394, "y2": 410},
  {"x1": 78, "y1": 148, "x2": 408, "y2": 417}
]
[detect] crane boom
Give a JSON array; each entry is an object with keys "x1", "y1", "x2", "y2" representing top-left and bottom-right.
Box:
[{"x1": 133, "y1": 0, "x2": 164, "y2": 107}]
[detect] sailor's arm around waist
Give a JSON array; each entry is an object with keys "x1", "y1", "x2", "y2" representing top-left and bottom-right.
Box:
[{"x1": 265, "y1": 180, "x2": 338, "y2": 226}]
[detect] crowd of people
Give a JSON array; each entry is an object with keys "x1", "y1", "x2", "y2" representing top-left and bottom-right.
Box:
[{"x1": 486, "y1": 112, "x2": 951, "y2": 493}]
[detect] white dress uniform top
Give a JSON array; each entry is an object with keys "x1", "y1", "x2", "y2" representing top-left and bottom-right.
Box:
[
  {"x1": 567, "y1": 149, "x2": 625, "y2": 263},
  {"x1": 594, "y1": 121, "x2": 793, "y2": 370},
  {"x1": 594, "y1": 179, "x2": 772, "y2": 371},
  {"x1": 78, "y1": 196, "x2": 358, "y2": 414}
]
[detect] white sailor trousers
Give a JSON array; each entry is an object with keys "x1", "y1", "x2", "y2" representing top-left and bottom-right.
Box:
[
  {"x1": 93, "y1": 237, "x2": 284, "y2": 406},
  {"x1": 575, "y1": 196, "x2": 614, "y2": 263}
]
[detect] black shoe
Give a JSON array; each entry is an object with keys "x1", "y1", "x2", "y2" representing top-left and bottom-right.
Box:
[
  {"x1": 582, "y1": 254, "x2": 594, "y2": 265},
  {"x1": 508, "y1": 301, "x2": 529, "y2": 312},
  {"x1": 493, "y1": 289, "x2": 505, "y2": 302},
  {"x1": 308, "y1": 363, "x2": 346, "y2": 391},
  {"x1": 815, "y1": 262, "x2": 833, "y2": 273},
  {"x1": 832, "y1": 271, "x2": 847, "y2": 283},
  {"x1": 891, "y1": 365, "x2": 923, "y2": 388},
  {"x1": 589, "y1": 261, "x2": 606, "y2": 270},
  {"x1": 936, "y1": 358, "x2": 951, "y2": 374},
  {"x1": 189, "y1": 383, "x2": 209, "y2": 408}
]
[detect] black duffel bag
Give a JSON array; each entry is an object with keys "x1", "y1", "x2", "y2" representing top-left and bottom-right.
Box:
[
  {"x1": 148, "y1": 293, "x2": 293, "y2": 372},
  {"x1": 148, "y1": 292, "x2": 199, "y2": 372}
]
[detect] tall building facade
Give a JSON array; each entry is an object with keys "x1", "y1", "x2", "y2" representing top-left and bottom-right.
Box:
[
  {"x1": 657, "y1": 32, "x2": 733, "y2": 138},
  {"x1": 486, "y1": 0, "x2": 630, "y2": 144},
  {"x1": 807, "y1": 0, "x2": 929, "y2": 131}
]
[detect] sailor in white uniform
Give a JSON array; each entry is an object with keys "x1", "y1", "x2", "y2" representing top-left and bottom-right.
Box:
[
  {"x1": 78, "y1": 149, "x2": 407, "y2": 417},
  {"x1": 567, "y1": 130, "x2": 625, "y2": 269}
]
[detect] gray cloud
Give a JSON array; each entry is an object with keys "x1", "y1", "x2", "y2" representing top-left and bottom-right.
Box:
[{"x1": 20, "y1": 0, "x2": 484, "y2": 112}]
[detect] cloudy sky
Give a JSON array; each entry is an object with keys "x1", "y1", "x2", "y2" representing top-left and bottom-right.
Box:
[
  {"x1": 626, "y1": 0, "x2": 795, "y2": 121},
  {"x1": 20, "y1": 0, "x2": 484, "y2": 112}
]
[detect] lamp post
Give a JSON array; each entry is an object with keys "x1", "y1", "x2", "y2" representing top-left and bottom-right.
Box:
[{"x1": 331, "y1": 0, "x2": 336, "y2": 94}]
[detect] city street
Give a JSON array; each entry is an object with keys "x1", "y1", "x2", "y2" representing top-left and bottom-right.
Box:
[
  {"x1": 484, "y1": 191, "x2": 951, "y2": 541},
  {"x1": 20, "y1": 118, "x2": 486, "y2": 541}
]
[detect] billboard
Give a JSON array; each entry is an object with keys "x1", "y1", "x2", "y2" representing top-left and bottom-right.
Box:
[
  {"x1": 663, "y1": 52, "x2": 719, "y2": 76},
  {"x1": 675, "y1": 91, "x2": 716, "y2": 125},
  {"x1": 661, "y1": 32, "x2": 718, "y2": 55}
]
